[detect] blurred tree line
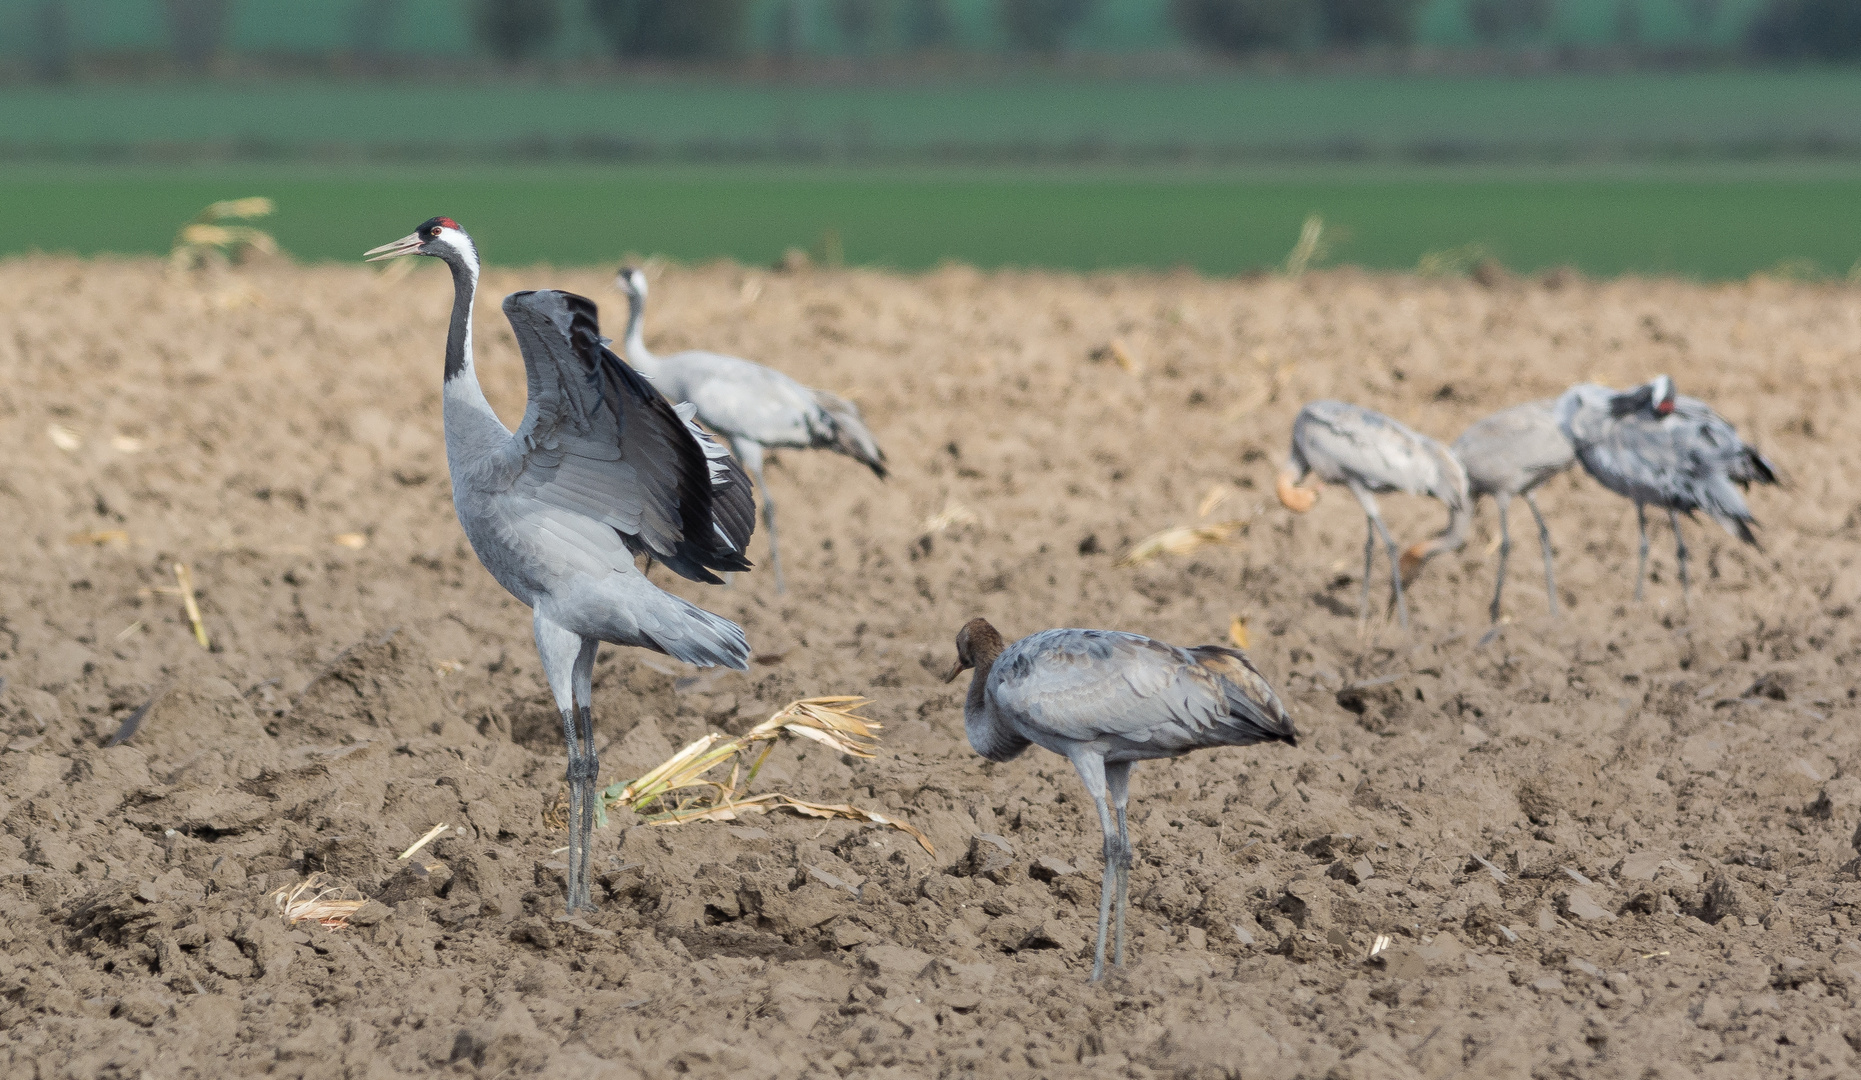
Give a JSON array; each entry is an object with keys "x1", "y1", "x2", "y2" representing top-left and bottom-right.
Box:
[
  {"x1": 12, "y1": 0, "x2": 1861, "y2": 79},
  {"x1": 1168, "y1": 0, "x2": 1857, "y2": 55},
  {"x1": 464, "y1": 0, "x2": 1861, "y2": 60}
]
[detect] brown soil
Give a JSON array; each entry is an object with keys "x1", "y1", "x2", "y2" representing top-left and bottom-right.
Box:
[{"x1": 2, "y1": 257, "x2": 1859, "y2": 1079}]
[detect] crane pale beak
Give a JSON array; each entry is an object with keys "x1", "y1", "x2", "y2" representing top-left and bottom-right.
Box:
[
  {"x1": 364, "y1": 232, "x2": 425, "y2": 262},
  {"x1": 943, "y1": 657, "x2": 969, "y2": 683}
]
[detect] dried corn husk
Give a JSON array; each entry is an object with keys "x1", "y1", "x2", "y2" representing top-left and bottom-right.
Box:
[
  {"x1": 596, "y1": 697, "x2": 932, "y2": 854},
  {"x1": 1117, "y1": 520, "x2": 1247, "y2": 567},
  {"x1": 271, "y1": 873, "x2": 368, "y2": 931}
]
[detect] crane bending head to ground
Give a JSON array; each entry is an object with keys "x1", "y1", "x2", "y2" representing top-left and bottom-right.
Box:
[
  {"x1": 944, "y1": 618, "x2": 1296, "y2": 981},
  {"x1": 1451, "y1": 400, "x2": 1577, "y2": 630},
  {"x1": 366, "y1": 219, "x2": 755, "y2": 913},
  {"x1": 1555, "y1": 374, "x2": 1778, "y2": 604},
  {"x1": 1276, "y1": 400, "x2": 1470, "y2": 629},
  {"x1": 614, "y1": 267, "x2": 887, "y2": 593}
]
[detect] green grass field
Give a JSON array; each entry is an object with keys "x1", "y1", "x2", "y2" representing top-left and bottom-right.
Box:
[
  {"x1": 6, "y1": 70, "x2": 1861, "y2": 163},
  {"x1": 6, "y1": 164, "x2": 1860, "y2": 279},
  {"x1": 8, "y1": 69, "x2": 1860, "y2": 278}
]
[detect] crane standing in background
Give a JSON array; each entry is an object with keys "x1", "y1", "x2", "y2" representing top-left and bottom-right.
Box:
[
  {"x1": 1452, "y1": 399, "x2": 1577, "y2": 630},
  {"x1": 1277, "y1": 400, "x2": 1470, "y2": 629},
  {"x1": 1555, "y1": 374, "x2": 1778, "y2": 604},
  {"x1": 615, "y1": 267, "x2": 887, "y2": 593}
]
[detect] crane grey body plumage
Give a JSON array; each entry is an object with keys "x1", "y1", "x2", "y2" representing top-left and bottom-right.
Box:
[
  {"x1": 1277, "y1": 400, "x2": 1470, "y2": 629},
  {"x1": 367, "y1": 219, "x2": 754, "y2": 914},
  {"x1": 1451, "y1": 400, "x2": 1577, "y2": 626},
  {"x1": 946, "y1": 619, "x2": 1297, "y2": 981},
  {"x1": 1555, "y1": 375, "x2": 1778, "y2": 603},
  {"x1": 616, "y1": 268, "x2": 887, "y2": 593}
]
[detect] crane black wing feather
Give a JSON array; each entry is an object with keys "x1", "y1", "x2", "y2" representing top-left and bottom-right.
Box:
[{"x1": 501, "y1": 290, "x2": 754, "y2": 582}]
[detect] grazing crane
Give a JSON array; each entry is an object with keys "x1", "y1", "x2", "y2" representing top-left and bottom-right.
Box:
[
  {"x1": 1555, "y1": 374, "x2": 1778, "y2": 603},
  {"x1": 1451, "y1": 400, "x2": 1577, "y2": 628},
  {"x1": 944, "y1": 619, "x2": 1296, "y2": 982},
  {"x1": 366, "y1": 219, "x2": 755, "y2": 914},
  {"x1": 1276, "y1": 400, "x2": 1470, "y2": 629},
  {"x1": 614, "y1": 267, "x2": 887, "y2": 593}
]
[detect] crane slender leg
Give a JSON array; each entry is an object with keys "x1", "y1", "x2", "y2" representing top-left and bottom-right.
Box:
[
  {"x1": 732, "y1": 438, "x2": 783, "y2": 594},
  {"x1": 1523, "y1": 492, "x2": 1557, "y2": 618},
  {"x1": 1347, "y1": 484, "x2": 1399, "y2": 629},
  {"x1": 1106, "y1": 760, "x2": 1135, "y2": 971},
  {"x1": 1349, "y1": 484, "x2": 1408, "y2": 629},
  {"x1": 1634, "y1": 502, "x2": 1650, "y2": 602},
  {"x1": 536, "y1": 615, "x2": 601, "y2": 913},
  {"x1": 1488, "y1": 494, "x2": 1513, "y2": 626},
  {"x1": 1067, "y1": 752, "x2": 1121, "y2": 981},
  {"x1": 570, "y1": 639, "x2": 598, "y2": 912},
  {"x1": 1358, "y1": 516, "x2": 1376, "y2": 632},
  {"x1": 1668, "y1": 507, "x2": 1690, "y2": 605}
]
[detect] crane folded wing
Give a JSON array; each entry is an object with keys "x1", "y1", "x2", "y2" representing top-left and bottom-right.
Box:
[
  {"x1": 501, "y1": 289, "x2": 755, "y2": 583},
  {"x1": 993, "y1": 630, "x2": 1295, "y2": 756}
]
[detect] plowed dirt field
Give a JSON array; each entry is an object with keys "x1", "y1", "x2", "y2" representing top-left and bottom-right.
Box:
[{"x1": 2, "y1": 257, "x2": 1859, "y2": 1079}]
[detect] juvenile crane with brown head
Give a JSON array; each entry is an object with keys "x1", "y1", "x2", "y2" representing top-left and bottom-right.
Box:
[{"x1": 945, "y1": 618, "x2": 1297, "y2": 981}]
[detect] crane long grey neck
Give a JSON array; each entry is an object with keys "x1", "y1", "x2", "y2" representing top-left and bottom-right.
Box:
[
  {"x1": 965, "y1": 654, "x2": 996, "y2": 715},
  {"x1": 963, "y1": 646, "x2": 1030, "y2": 762},
  {"x1": 435, "y1": 244, "x2": 505, "y2": 461},
  {"x1": 622, "y1": 288, "x2": 657, "y2": 373},
  {"x1": 443, "y1": 251, "x2": 478, "y2": 383}
]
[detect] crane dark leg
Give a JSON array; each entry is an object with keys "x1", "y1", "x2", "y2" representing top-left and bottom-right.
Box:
[
  {"x1": 1358, "y1": 516, "x2": 1376, "y2": 632},
  {"x1": 1067, "y1": 752, "x2": 1122, "y2": 982},
  {"x1": 1524, "y1": 492, "x2": 1558, "y2": 618},
  {"x1": 1106, "y1": 761, "x2": 1135, "y2": 971},
  {"x1": 567, "y1": 638, "x2": 600, "y2": 913},
  {"x1": 1371, "y1": 516, "x2": 1409, "y2": 629},
  {"x1": 734, "y1": 439, "x2": 784, "y2": 594},
  {"x1": 1634, "y1": 502, "x2": 1649, "y2": 602},
  {"x1": 1349, "y1": 484, "x2": 1407, "y2": 629},
  {"x1": 1488, "y1": 494, "x2": 1513, "y2": 626},
  {"x1": 1668, "y1": 507, "x2": 1690, "y2": 605},
  {"x1": 537, "y1": 616, "x2": 602, "y2": 914}
]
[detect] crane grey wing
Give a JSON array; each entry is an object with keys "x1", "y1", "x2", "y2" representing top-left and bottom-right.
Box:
[
  {"x1": 1183, "y1": 646, "x2": 1299, "y2": 745},
  {"x1": 1298, "y1": 401, "x2": 1453, "y2": 499},
  {"x1": 501, "y1": 290, "x2": 755, "y2": 583},
  {"x1": 1453, "y1": 401, "x2": 1575, "y2": 496},
  {"x1": 1578, "y1": 413, "x2": 1761, "y2": 544},
  {"x1": 989, "y1": 631, "x2": 1289, "y2": 755},
  {"x1": 1674, "y1": 397, "x2": 1780, "y2": 488}
]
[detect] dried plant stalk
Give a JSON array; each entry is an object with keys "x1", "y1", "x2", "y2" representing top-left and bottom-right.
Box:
[
  {"x1": 397, "y1": 823, "x2": 448, "y2": 861},
  {"x1": 171, "y1": 197, "x2": 279, "y2": 269},
  {"x1": 920, "y1": 501, "x2": 978, "y2": 536},
  {"x1": 1117, "y1": 520, "x2": 1247, "y2": 567},
  {"x1": 173, "y1": 562, "x2": 209, "y2": 649},
  {"x1": 271, "y1": 872, "x2": 368, "y2": 931},
  {"x1": 745, "y1": 696, "x2": 882, "y2": 758},
  {"x1": 1197, "y1": 484, "x2": 1237, "y2": 519},
  {"x1": 595, "y1": 697, "x2": 932, "y2": 853},
  {"x1": 642, "y1": 792, "x2": 935, "y2": 855},
  {"x1": 1087, "y1": 338, "x2": 1142, "y2": 373}
]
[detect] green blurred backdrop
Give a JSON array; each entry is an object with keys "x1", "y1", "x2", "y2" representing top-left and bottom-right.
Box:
[{"x1": 2, "y1": 0, "x2": 1859, "y2": 278}]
